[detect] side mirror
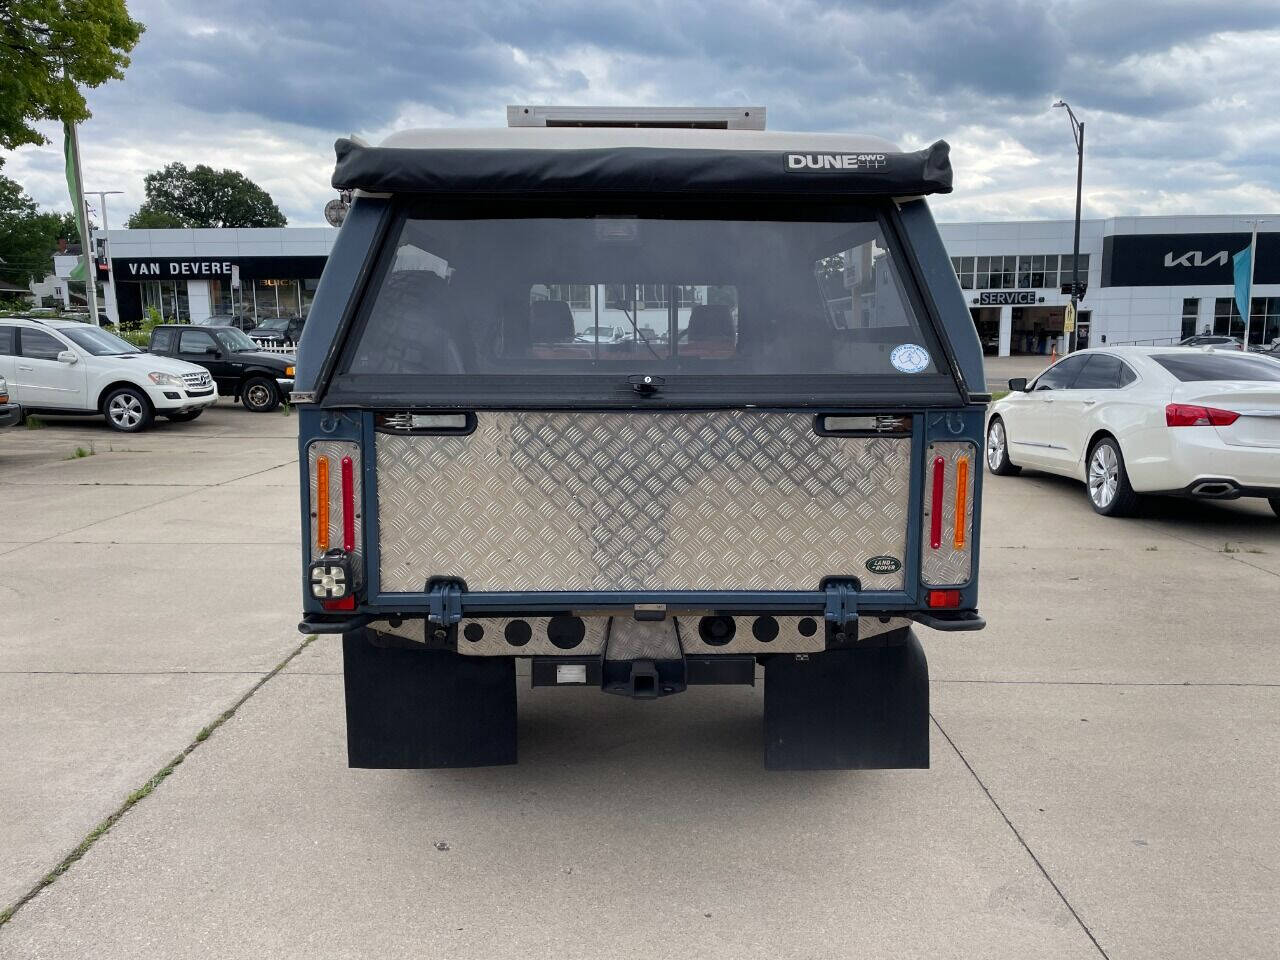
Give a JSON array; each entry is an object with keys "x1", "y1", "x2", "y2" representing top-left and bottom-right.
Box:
[
  {"x1": 1008, "y1": 377, "x2": 1028, "y2": 392},
  {"x1": 57, "y1": 350, "x2": 78, "y2": 365}
]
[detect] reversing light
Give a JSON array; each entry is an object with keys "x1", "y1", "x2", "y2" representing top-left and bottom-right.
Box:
[
  {"x1": 927, "y1": 589, "x2": 962, "y2": 609},
  {"x1": 315, "y1": 456, "x2": 330, "y2": 551},
  {"x1": 930, "y1": 456, "x2": 945, "y2": 549},
  {"x1": 1165, "y1": 403, "x2": 1239, "y2": 427},
  {"x1": 953, "y1": 456, "x2": 969, "y2": 550}
]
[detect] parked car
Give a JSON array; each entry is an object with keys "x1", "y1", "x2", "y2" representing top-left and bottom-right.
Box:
[
  {"x1": 149, "y1": 324, "x2": 294, "y2": 412},
  {"x1": 1178, "y1": 334, "x2": 1242, "y2": 349},
  {"x1": 986, "y1": 346, "x2": 1280, "y2": 518},
  {"x1": 248, "y1": 315, "x2": 306, "y2": 345},
  {"x1": 0, "y1": 317, "x2": 217, "y2": 432},
  {"x1": 575, "y1": 324, "x2": 626, "y2": 342},
  {"x1": 0, "y1": 375, "x2": 20, "y2": 428}
]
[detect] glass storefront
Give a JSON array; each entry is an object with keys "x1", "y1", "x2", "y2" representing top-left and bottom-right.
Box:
[{"x1": 140, "y1": 280, "x2": 189, "y2": 322}]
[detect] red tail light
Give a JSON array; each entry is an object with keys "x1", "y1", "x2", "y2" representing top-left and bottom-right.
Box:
[
  {"x1": 927, "y1": 589, "x2": 962, "y2": 609},
  {"x1": 930, "y1": 456, "x2": 945, "y2": 549},
  {"x1": 341, "y1": 456, "x2": 356, "y2": 552},
  {"x1": 1165, "y1": 403, "x2": 1240, "y2": 427}
]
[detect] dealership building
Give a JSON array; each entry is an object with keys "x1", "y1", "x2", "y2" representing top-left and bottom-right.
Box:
[{"x1": 87, "y1": 213, "x2": 1278, "y2": 355}]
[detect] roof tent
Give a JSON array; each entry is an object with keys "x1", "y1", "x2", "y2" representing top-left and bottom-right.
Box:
[{"x1": 331, "y1": 107, "x2": 952, "y2": 199}]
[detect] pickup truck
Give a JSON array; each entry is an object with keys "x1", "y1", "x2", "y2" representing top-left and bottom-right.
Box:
[
  {"x1": 149, "y1": 324, "x2": 294, "y2": 412},
  {"x1": 295, "y1": 106, "x2": 987, "y2": 771}
]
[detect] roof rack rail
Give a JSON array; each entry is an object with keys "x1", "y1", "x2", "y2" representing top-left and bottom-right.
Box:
[{"x1": 506, "y1": 105, "x2": 765, "y2": 130}]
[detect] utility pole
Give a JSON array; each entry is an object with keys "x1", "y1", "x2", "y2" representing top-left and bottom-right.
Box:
[
  {"x1": 1054, "y1": 100, "x2": 1085, "y2": 353},
  {"x1": 84, "y1": 190, "x2": 123, "y2": 326}
]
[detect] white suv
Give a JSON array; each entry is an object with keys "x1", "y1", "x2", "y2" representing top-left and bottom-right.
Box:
[{"x1": 0, "y1": 318, "x2": 219, "y2": 432}]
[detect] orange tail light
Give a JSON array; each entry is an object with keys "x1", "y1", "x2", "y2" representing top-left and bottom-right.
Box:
[
  {"x1": 953, "y1": 456, "x2": 970, "y2": 550},
  {"x1": 316, "y1": 455, "x2": 330, "y2": 551}
]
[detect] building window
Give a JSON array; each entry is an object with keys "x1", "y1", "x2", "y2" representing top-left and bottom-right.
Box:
[
  {"x1": 951, "y1": 256, "x2": 974, "y2": 289},
  {"x1": 1213, "y1": 297, "x2": 1243, "y2": 337},
  {"x1": 1013, "y1": 256, "x2": 1034, "y2": 289},
  {"x1": 301, "y1": 278, "x2": 319, "y2": 317},
  {"x1": 208, "y1": 278, "x2": 233, "y2": 316},
  {"x1": 1249, "y1": 297, "x2": 1280, "y2": 347},
  {"x1": 1059, "y1": 254, "x2": 1090, "y2": 292},
  {"x1": 1181, "y1": 298, "x2": 1201, "y2": 339},
  {"x1": 140, "y1": 280, "x2": 187, "y2": 321}
]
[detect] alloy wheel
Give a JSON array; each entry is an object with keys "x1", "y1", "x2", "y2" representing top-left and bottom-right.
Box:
[
  {"x1": 986, "y1": 421, "x2": 1006, "y2": 471},
  {"x1": 246, "y1": 384, "x2": 271, "y2": 408},
  {"x1": 108, "y1": 394, "x2": 143, "y2": 429},
  {"x1": 1088, "y1": 443, "x2": 1119, "y2": 508}
]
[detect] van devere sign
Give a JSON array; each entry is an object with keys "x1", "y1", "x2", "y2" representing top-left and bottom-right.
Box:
[
  {"x1": 786, "y1": 153, "x2": 888, "y2": 171},
  {"x1": 119, "y1": 258, "x2": 235, "y2": 279}
]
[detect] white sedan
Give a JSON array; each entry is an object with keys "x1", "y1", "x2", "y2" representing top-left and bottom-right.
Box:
[{"x1": 985, "y1": 347, "x2": 1280, "y2": 518}]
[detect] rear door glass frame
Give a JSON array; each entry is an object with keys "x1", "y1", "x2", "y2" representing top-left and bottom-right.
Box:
[{"x1": 322, "y1": 196, "x2": 967, "y2": 409}]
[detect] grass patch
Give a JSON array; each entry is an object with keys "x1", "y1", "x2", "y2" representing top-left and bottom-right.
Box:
[
  {"x1": 0, "y1": 634, "x2": 317, "y2": 928},
  {"x1": 1221, "y1": 542, "x2": 1239, "y2": 553},
  {"x1": 65, "y1": 445, "x2": 95, "y2": 460},
  {"x1": 989, "y1": 390, "x2": 1009, "y2": 402},
  {"x1": 24, "y1": 415, "x2": 45, "y2": 430}
]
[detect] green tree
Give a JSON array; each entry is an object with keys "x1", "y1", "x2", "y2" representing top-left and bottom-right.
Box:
[
  {"x1": 0, "y1": 0, "x2": 144, "y2": 151},
  {"x1": 126, "y1": 162, "x2": 288, "y2": 228},
  {"x1": 0, "y1": 171, "x2": 79, "y2": 285}
]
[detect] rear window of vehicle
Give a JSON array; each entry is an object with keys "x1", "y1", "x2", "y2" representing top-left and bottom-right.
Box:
[
  {"x1": 1152, "y1": 353, "x2": 1280, "y2": 382},
  {"x1": 0, "y1": 326, "x2": 14, "y2": 355},
  {"x1": 332, "y1": 201, "x2": 961, "y2": 407}
]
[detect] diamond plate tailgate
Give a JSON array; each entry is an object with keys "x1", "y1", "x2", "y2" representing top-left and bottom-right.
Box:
[{"x1": 375, "y1": 410, "x2": 910, "y2": 593}]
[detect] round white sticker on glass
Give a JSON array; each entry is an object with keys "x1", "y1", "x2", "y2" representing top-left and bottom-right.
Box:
[{"x1": 890, "y1": 343, "x2": 931, "y2": 374}]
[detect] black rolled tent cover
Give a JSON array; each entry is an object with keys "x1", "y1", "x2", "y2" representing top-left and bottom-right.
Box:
[{"x1": 331, "y1": 138, "x2": 952, "y2": 198}]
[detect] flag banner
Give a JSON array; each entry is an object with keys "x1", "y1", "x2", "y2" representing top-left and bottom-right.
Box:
[
  {"x1": 1233, "y1": 244, "x2": 1252, "y2": 323},
  {"x1": 63, "y1": 122, "x2": 87, "y2": 282}
]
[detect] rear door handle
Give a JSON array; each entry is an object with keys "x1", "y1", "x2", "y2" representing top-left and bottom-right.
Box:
[
  {"x1": 1083, "y1": 399, "x2": 1097, "y2": 406},
  {"x1": 1042, "y1": 397, "x2": 1054, "y2": 404},
  {"x1": 17, "y1": 364, "x2": 33, "y2": 371}
]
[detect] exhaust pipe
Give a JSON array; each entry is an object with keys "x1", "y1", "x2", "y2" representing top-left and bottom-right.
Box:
[{"x1": 1190, "y1": 480, "x2": 1240, "y2": 499}]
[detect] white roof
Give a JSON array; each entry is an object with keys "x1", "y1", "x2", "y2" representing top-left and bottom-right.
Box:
[{"x1": 374, "y1": 127, "x2": 903, "y2": 154}]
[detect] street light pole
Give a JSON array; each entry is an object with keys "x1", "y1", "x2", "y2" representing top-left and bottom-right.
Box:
[{"x1": 1054, "y1": 100, "x2": 1085, "y2": 353}]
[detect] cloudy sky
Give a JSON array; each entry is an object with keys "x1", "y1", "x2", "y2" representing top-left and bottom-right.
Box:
[{"x1": 5, "y1": 0, "x2": 1280, "y2": 227}]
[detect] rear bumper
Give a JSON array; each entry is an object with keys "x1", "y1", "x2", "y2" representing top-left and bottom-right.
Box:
[{"x1": 1128, "y1": 428, "x2": 1280, "y2": 492}]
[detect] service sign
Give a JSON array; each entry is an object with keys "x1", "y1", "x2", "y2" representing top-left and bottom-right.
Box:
[{"x1": 978, "y1": 291, "x2": 1037, "y2": 306}]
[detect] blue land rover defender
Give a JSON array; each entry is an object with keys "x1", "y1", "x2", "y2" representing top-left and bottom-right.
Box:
[{"x1": 295, "y1": 106, "x2": 987, "y2": 770}]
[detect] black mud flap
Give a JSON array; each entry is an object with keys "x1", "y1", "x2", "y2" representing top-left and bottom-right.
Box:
[
  {"x1": 763, "y1": 628, "x2": 928, "y2": 770},
  {"x1": 342, "y1": 630, "x2": 516, "y2": 768}
]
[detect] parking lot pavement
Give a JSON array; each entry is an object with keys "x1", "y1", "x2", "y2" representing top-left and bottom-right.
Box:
[
  {"x1": 2, "y1": 405, "x2": 1279, "y2": 957},
  {"x1": 0, "y1": 403, "x2": 303, "y2": 910}
]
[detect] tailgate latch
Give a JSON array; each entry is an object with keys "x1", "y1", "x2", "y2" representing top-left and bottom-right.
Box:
[
  {"x1": 822, "y1": 578, "x2": 860, "y2": 643},
  {"x1": 425, "y1": 578, "x2": 465, "y2": 636}
]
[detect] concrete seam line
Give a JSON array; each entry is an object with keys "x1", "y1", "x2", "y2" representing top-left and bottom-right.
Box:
[
  {"x1": 931, "y1": 678, "x2": 1280, "y2": 688},
  {"x1": 930, "y1": 713, "x2": 1112, "y2": 960},
  {"x1": 0, "y1": 634, "x2": 316, "y2": 930}
]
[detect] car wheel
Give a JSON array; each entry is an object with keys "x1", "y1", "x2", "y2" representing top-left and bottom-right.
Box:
[
  {"x1": 165, "y1": 409, "x2": 203, "y2": 423},
  {"x1": 241, "y1": 376, "x2": 279, "y2": 413},
  {"x1": 103, "y1": 386, "x2": 154, "y2": 433},
  {"x1": 985, "y1": 417, "x2": 1020, "y2": 476},
  {"x1": 1086, "y1": 436, "x2": 1139, "y2": 517}
]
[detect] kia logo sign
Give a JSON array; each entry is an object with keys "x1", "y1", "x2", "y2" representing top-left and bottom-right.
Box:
[{"x1": 1163, "y1": 250, "x2": 1228, "y2": 268}]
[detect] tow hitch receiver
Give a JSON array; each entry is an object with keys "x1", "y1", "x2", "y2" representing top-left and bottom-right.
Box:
[{"x1": 602, "y1": 618, "x2": 685, "y2": 698}]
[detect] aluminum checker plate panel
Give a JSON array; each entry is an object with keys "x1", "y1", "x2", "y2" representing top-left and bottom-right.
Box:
[
  {"x1": 375, "y1": 411, "x2": 911, "y2": 593},
  {"x1": 922, "y1": 440, "x2": 975, "y2": 586}
]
